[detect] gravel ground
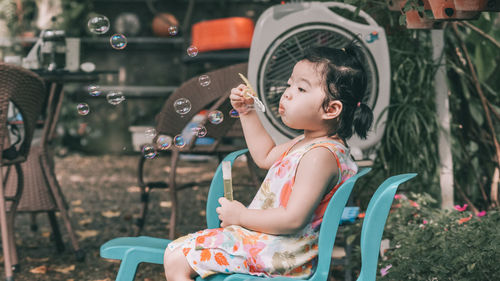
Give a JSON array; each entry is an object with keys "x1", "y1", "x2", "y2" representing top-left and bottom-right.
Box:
[{"x1": 0, "y1": 153, "x2": 348, "y2": 281}]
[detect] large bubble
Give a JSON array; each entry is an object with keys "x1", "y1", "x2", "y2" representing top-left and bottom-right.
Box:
[
  {"x1": 110, "y1": 34, "x2": 127, "y2": 50},
  {"x1": 88, "y1": 15, "x2": 110, "y2": 34},
  {"x1": 173, "y1": 98, "x2": 191, "y2": 115}
]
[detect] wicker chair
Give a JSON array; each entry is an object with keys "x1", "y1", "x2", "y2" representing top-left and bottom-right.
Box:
[
  {"x1": 135, "y1": 62, "x2": 262, "y2": 239},
  {"x1": 0, "y1": 63, "x2": 47, "y2": 281}
]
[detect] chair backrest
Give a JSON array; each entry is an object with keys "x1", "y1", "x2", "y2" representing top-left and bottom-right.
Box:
[
  {"x1": 155, "y1": 63, "x2": 248, "y2": 151},
  {"x1": 310, "y1": 167, "x2": 371, "y2": 281},
  {"x1": 0, "y1": 63, "x2": 46, "y2": 164},
  {"x1": 356, "y1": 173, "x2": 417, "y2": 281}
]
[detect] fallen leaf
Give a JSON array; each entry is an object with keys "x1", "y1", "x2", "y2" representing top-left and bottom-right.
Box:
[
  {"x1": 160, "y1": 201, "x2": 172, "y2": 208},
  {"x1": 41, "y1": 231, "x2": 51, "y2": 238},
  {"x1": 72, "y1": 207, "x2": 85, "y2": 213},
  {"x1": 93, "y1": 278, "x2": 112, "y2": 281},
  {"x1": 26, "y1": 256, "x2": 50, "y2": 262},
  {"x1": 76, "y1": 230, "x2": 99, "y2": 240},
  {"x1": 69, "y1": 175, "x2": 85, "y2": 182},
  {"x1": 78, "y1": 218, "x2": 93, "y2": 225},
  {"x1": 127, "y1": 186, "x2": 141, "y2": 193},
  {"x1": 103, "y1": 258, "x2": 120, "y2": 264},
  {"x1": 199, "y1": 210, "x2": 206, "y2": 216},
  {"x1": 52, "y1": 264, "x2": 75, "y2": 274},
  {"x1": 71, "y1": 200, "x2": 82, "y2": 206},
  {"x1": 101, "y1": 210, "x2": 121, "y2": 218},
  {"x1": 66, "y1": 279, "x2": 75, "y2": 281},
  {"x1": 30, "y1": 265, "x2": 48, "y2": 274}
]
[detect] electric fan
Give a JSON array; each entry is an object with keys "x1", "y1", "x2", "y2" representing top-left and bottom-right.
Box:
[{"x1": 248, "y1": 2, "x2": 390, "y2": 160}]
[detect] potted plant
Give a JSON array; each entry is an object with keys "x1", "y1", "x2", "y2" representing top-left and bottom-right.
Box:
[
  {"x1": 400, "y1": 0, "x2": 443, "y2": 29},
  {"x1": 428, "y1": 0, "x2": 481, "y2": 20},
  {"x1": 454, "y1": 0, "x2": 500, "y2": 12},
  {"x1": 386, "y1": 0, "x2": 405, "y2": 11}
]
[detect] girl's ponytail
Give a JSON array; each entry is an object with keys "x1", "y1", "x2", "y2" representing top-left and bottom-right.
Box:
[{"x1": 353, "y1": 102, "x2": 373, "y2": 139}]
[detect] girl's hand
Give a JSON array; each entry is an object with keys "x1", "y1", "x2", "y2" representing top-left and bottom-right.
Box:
[
  {"x1": 216, "y1": 197, "x2": 246, "y2": 227},
  {"x1": 230, "y1": 84, "x2": 254, "y2": 115}
]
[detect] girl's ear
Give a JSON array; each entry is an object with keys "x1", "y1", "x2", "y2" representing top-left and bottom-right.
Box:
[{"x1": 323, "y1": 100, "x2": 342, "y2": 120}]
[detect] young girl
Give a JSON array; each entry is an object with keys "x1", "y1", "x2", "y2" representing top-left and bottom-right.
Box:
[{"x1": 164, "y1": 44, "x2": 374, "y2": 281}]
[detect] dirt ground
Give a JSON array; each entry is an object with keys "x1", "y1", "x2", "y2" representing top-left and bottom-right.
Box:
[{"x1": 0, "y1": 152, "x2": 348, "y2": 281}]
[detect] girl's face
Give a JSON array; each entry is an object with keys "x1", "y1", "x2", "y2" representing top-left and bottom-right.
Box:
[{"x1": 279, "y1": 60, "x2": 329, "y2": 131}]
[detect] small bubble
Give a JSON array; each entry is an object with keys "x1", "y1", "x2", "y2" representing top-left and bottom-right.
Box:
[
  {"x1": 173, "y1": 98, "x2": 191, "y2": 115},
  {"x1": 145, "y1": 128, "x2": 156, "y2": 138},
  {"x1": 142, "y1": 144, "x2": 157, "y2": 159},
  {"x1": 168, "y1": 26, "x2": 178, "y2": 36},
  {"x1": 187, "y1": 45, "x2": 198, "y2": 57},
  {"x1": 173, "y1": 134, "x2": 185, "y2": 148},
  {"x1": 106, "y1": 91, "x2": 126, "y2": 105},
  {"x1": 87, "y1": 84, "x2": 101, "y2": 96},
  {"x1": 88, "y1": 15, "x2": 110, "y2": 34},
  {"x1": 110, "y1": 34, "x2": 127, "y2": 50},
  {"x1": 198, "y1": 75, "x2": 211, "y2": 87},
  {"x1": 208, "y1": 110, "x2": 224, "y2": 124},
  {"x1": 77, "y1": 103, "x2": 90, "y2": 115},
  {"x1": 192, "y1": 125, "x2": 207, "y2": 137},
  {"x1": 156, "y1": 135, "x2": 172, "y2": 150},
  {"x1": 229, "y1": 109, "x2": 239, "y2": 118}
]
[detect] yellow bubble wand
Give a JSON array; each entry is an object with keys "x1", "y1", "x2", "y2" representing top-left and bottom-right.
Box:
[{"x1": 238, "y1": 73, "x2": 265, "y2": 112}]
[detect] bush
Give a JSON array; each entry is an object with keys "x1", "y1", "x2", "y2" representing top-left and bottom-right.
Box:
[{"x1": 343, "y1": 193, "x2": 500, "y2": 280}]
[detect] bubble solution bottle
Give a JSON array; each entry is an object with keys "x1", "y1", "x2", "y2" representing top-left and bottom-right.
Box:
[{"x1": 221, "y1": 161, "x2": 233, "y2": 201}]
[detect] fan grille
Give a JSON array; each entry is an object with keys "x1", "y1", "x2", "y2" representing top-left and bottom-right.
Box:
[{"x1": 258, "y1": 25, "x2": 378, "y2": 138}]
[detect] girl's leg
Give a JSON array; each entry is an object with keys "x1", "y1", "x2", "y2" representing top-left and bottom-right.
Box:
[{"x1": 164, "y1": 247, "x2": 197, "y2": 281}]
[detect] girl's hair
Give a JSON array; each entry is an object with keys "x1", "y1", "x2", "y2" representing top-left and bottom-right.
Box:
[{"x1": 303, "y1": 42, "x2": 374, "y2": 140}]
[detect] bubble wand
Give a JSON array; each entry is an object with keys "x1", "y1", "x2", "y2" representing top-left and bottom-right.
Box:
[
  {"x1": 238, "y1": 73, "x2": 265, "y2": 112},
  {"x1": 221, "y1": 161, "x2": 233, "y2": 201}
]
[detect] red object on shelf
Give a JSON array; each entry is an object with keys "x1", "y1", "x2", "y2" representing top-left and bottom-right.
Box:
[
  {"x1": 191, "y1": 17, "x2": 254, "y2": 53},
  {"x1": 428, "y1": 0, "x2": 480, "y2": 20}
]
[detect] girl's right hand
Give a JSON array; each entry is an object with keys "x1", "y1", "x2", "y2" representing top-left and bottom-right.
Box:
[{"x1": 230, "y1": 84, "x2": 254, "y2": 115}]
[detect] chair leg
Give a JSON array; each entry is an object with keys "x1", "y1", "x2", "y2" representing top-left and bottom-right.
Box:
[
  {"x1": 168, "y1": 150, "x2": 179, "y2": 240},
  {"x1": 39, "y1": 154, "x2": 85, "y2": 261},
  {"x1": 48, "y1": 211, "x2": 65, "y2": 252},
  {"x1": 6, "y1": 211, "x2": 19, "y2": 272},
  {"x1": 30, "y1": 213, "x2": 38, "y2": 232},
  {"x1": 135, "y1": 186, "x2": 150, "y2": 236},
  {"x1": 0, "y1": 176, "x2": 14, "y2": 280}
]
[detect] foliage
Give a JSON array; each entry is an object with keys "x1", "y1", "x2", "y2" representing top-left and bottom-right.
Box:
[
  {"x1": 343, "y1": 192, "x2": 500, "y2": 280},
  {"x1": 444, "y1": 13, "x2": 500, "y2": 210}
]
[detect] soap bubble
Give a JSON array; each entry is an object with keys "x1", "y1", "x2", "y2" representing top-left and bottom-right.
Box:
[
  {"x1": 208, "y1": 110, "x2": 223, "y2": 124},
  {"x1": 142, "y1": 144, "x2": 157, "y2": 159},
  {"x1": 192, "y1": 125, "x2": 207, "y2": 137},
  {"x1": 198, "y1": 75, "x2": 211, "y2": 87},
  {"x1": 229, "y1": 109, "x2": 239, "y2": 118},
  {"x1": 77, "y1": 103, "x2": 90, "y2": 115},
  {"x1": 145, "y1": 128, "x2": 156, "y2": 138},
  {"x1": 110, "y1": 33, "x2": 127, "y2": 50},
  {"x1": 173, "y1": 98, "x2": 191, "y2": 115},
  {"x1": 187, "y1": 45, "x2": 198, "y2": 57},
  {"x1": 88, "y1": 15, "x2": 110, "y2": 34},
  {"x1": 168, "y1": 26, "x2": 178, "y2": 36},
  {"x1": 156, "y1": 135, "x2": 172, "y2": 150},
  {"x1": 106, "y1": 91, "x2": 126, "y2": 105},
  {"x1": 173, "y1": 134, "x2": 185, "y2": 148},
  {"x1": 88, "y1": 84, "x2": 101, "y2": 96}
]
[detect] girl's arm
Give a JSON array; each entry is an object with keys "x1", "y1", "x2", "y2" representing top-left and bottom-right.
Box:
[
  {"x1": 217, "y1": 147, "x2": 339, "y2": 234},
  {"x1": 230, "y1": 84, "x2": 295, "y2": 169}
]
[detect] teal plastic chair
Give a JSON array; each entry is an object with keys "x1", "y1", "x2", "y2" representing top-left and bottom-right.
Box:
[
  {"x1": 355, "y1": 173, "x2": 417, "y2": 281},
  {"x1": 100, "y1": 148, "x2": 371, "y2": 281}
]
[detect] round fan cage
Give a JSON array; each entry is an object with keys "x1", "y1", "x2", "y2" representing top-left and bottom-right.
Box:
[{"x1": 256, "y1": 24, "x2": 379, "y2": 139}]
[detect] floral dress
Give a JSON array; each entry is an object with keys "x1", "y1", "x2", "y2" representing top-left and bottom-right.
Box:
[{"x1": 167, "y1": 138, "x2": 358, "y2": 278}]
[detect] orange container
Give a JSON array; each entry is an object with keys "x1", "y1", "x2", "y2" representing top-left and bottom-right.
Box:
[{"x1": 191, "y1": 17, "x2": 254, "y2": 52}]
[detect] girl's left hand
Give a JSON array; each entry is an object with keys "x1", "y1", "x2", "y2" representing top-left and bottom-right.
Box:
[{"x1": 216, "y1": 197, "x2": 246, "y2": 227}]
